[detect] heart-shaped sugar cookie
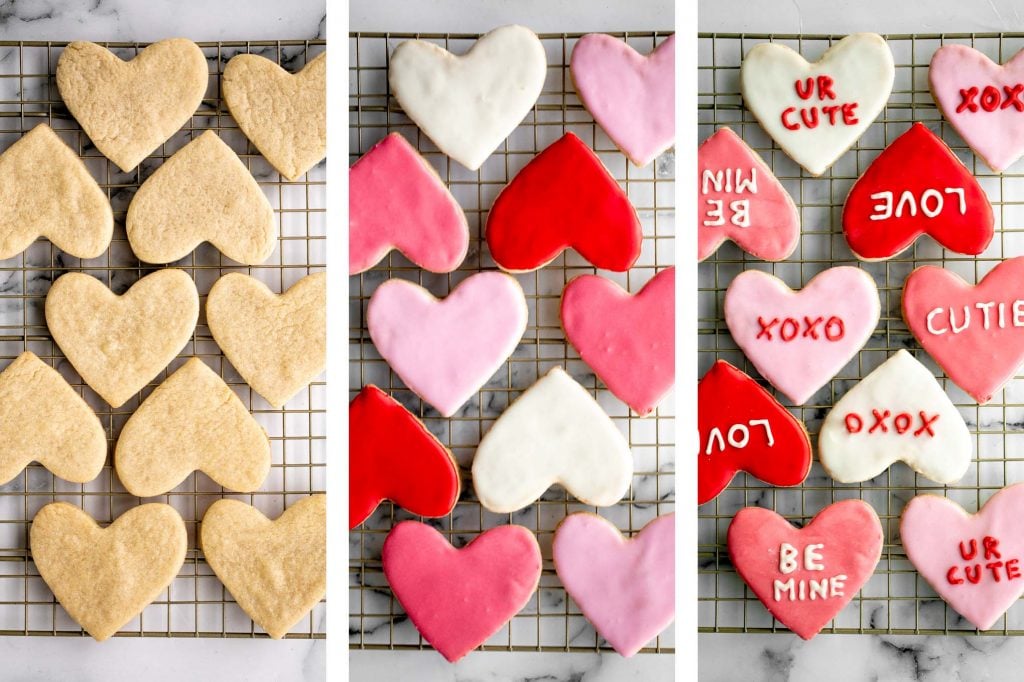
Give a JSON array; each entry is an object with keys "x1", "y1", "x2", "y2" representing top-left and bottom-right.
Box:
[
  {"x1": 30, "y1": 502, "x2": 187, "y2": 641},
  {"x1": 45, "y1": 269, "x2": 199, "y2": 408},
  {"x1": 223, "y1": 52, "x2": 326, "y2": 181},
  {"x1": 126, "y1": 131, "x2": 276, "y2": 264},
  {"x1": 200, "y1": 495, "x2": 325, "y2": 639},
  {"x1": 56, "y1": 39, "x2": 208, "y2": 172},
  {"x1": 206, "y1": 272, "x2": 325, "y2": 408}
]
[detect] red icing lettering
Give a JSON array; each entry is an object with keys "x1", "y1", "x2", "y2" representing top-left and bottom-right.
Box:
[
  {"x1": 949, "y1": 538, "x2": 1021, "y2": 586},
  {"x1": 960, "y1": 539, "x2": 978, "y2": 560},
  {"x1": 984, "y1": 536, "x2": 1002, "y2": 560},
  {"x1": 757, "y1": 317, "x2": 779, "y2": 340},
  {"x1": 1003, "y1": 84, "x2": 1024, "y2": 111},
  {"x1": 893, "y1": 413, "x2": 912, "y2": 434},
  {"x1": 956, "y1": 84, "x2": 1024, "y2": 113},
  {"x1": 756, "y1": 317, "x2": 846, "y2": 342},
  {"x1": 800, "y1": 108, "x2": 820, "y2": 129},
  {"x1": 795, "y1": 77, "x2": 814, "y2": 100},
  {"x1": 845, "y1": 411, "x2": 939, "y2": 438},
  {"x1": 780, "y1": 318, "x2": 799, "y2": 341},
  {"x1": 781, "y1": 107, "x2": 799, "y2": 131},
  {"x1": 869, "y1": 409, "x2": 890, "y2": 433},
  {"x1": 844, "y1": 413, "x2": 863, "y2": 434},
  {"x1": 824, "y1": 317, "x2": 844, "y2": 340},
  {"x1": 957, "y1": 87, "x2": 979, "y2": 113},
  {"x1": 913, "y1": 412, "x2": 939, "y2": 437},
  {"x1": 987, "y1": 561, "x2": 1005, "y2": 581},
  {"x1": 965, "y1": 565, "x2": 982, "y2": 584},
  {"x1": 1008, "y1": 558, "x2": 1022, "y2": 580},
  {"x1": 981, "y1": 85, "x2": 1001, "y2": 112},
  {"x1": 947, "y1": 566, "x2": 964, "y2": 585},
  {"x1": 803, "y1": 316, "x2": 823, "y2": 339},
  {"x1": 822, "y1": 105, "x2": 841, "y2": 125},
  {"x1": 817, "y1": 75, "x2": 836, "y2": 100},
  {"x1": 841, "y1": 102, "x2": 858, "y2": 125}
]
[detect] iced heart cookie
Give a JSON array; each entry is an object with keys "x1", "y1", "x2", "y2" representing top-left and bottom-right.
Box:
[
  {"x1": 740, "y1": 33, "x2": 895, "y2": 176},
  {"x1": 561, "y1": 267, "x2": 674, "y2": 416},
  {"x1": 485, "y1": 132, "x2": 642, "y2": 272},
  {"x1": 698, "y1": 127, "x2": 800, "y2": 261},
  {"x1": 728, "y1": 500, "x2": 883, "y2": 639},
  {"x1": 56, "y1": 39, "x2": 208, "y2": 172},
  {"x1": 223, "y1": 51, "x2": 326, "y2": 181},
  {"x1": 388, "y1": 25, "x2": 546, "y2": 170},
  {"x1": 570, "y1": 33, "x2": 675, "y2": 166},
  {"x1": 200, "y1": 495, "x2": 325, "y2": 639},
  {"x1": 126, "y1": 130, "x2": 276, "y2": 264},
  {"x1": 553, "y1": 513, "x2": 674, "y2": 657},
  {"x1": 698, "y1": 360, "x2": 811, "y2": 505},
  {"x1": 382, "y1": 521, "x2": 541, "y2": 662},
  {"x1": 45, "y1": 269, "x2": 199, "y2": 408},
  {"x1": 819, "y1": 350, "x2": 971, "y2": 484},
  {"x1": 349, "y1": 385, "x2": 460, "y2": 529},
  {"x1": 30, "y1": 502, "x2": 186, "y2": 641},
  {"x1": 115, "y1": 358, "x2": 270, "y2": 497},
  {"x1": 843, "y1": 123, "x2": 993, "y2": 260},
  {"x1": 366, "y1": 272, "x2": 527, "y2": 417},
  {"x1": 206, "y1": 272, "x2": 325, "y2": 408},
  {"x1": 724, "y1": 267, "x2": 880, "y2": 404},
  {"x1": 349, "y1": 132, "x2": 468, "y2": 275},
  {"x1": 472, "y1": 367, "x2": 633, "y2": 513},
  {"x1": 0, "y1": 124, "x2": 112, "y2": 260}
]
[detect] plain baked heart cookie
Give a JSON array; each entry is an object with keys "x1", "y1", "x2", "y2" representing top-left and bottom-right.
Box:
[
  {"x1": 45, "y1": 269, "x2": 199, "y2": 408},
  {"x1": 206, "y1": 272, "x2": 325, "y2": 408},
  {"x1": 388, "y1": 25, "x2": 546, "y2": 170},
  {"x1": 223, "y1": 51, "x2": 326, "y2": 181},
  {"x1": 56, "y1": 39, "x2": 208, "y2": 172},
  {"x1": 126, "y1": 131, "x2": 276, "y2": 265},
  {"x1": 30, "y1": 502, "x2": 187, "y2": 641},
  {"x1": 200, "y1": 495, "x2": 325, "y2": 639},
  {"x1": 115, "y1": 358, "x2": 270, "y2": 497}
]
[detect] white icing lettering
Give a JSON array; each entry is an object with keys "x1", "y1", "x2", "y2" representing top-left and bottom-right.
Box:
[
  {"x1": 703, "y1": 199, "x2": 725, "y2": 227},
  {"x1": 869, "y1": 191, "x2": 892, "y2": 221},
  {"x1": 977, "y1": 301, "x2": 995, "y2": 329},
  {"x1": 805, "y1": 543, "x2": 825, "y2": 571},
  {"x1": 701, "y1": 169, "x2": 723, "y2": 194},
  {"x1": 830, "y1": 574, "x2": 847, "y2": 597},
  {"x1": 704, "y1": 427, "x2": 725, "y2": 455},
  {"x1": 950, "y1": 306, "x2": 970, "y2": 334},
  {"x1": 735, "y1": 169, "x2": 757, "y2": 194},
  {"x1": 895, "y1": 191, "x2": 917, "y2": 218},
  {"x1": 727, "y1": 423, "x2": 749, "y2": 448},
  {"x1": 773, "y1": 578, "x2": 795, "y2": 601},
  {"x1": 809, "y1": 578, "x2": 829, "y2": 600},
  {"x1": 730, "y1": 200, "x2": 750, "y2": 227},
  {"x1": 868, "y1": 188, "x2": 969, "y2": 220},
  {"x1": 780, "y1": 542, "x2": 799, "y2": 574},
  {"x1": 946, "y1": 187, "x2": 966, "y2": 214},
  {"x1": 926, "y1": 307, "x2": 947, "y2": 335},
  {"x1": 749, "y1": 419, "x2": 774, "y2": 446},
  {"x1": 1016, "y1": 300, "x2": 1024, "y2": 327},
  {"x1": 921, "y1": 189, "x2": 942, "y2": 218}
]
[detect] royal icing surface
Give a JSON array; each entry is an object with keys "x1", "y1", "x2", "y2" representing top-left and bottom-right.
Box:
[
  {"x1": 485, "y1": 132, "x2": 642, "y2": 273},
  {"x1": 698, "y1": 360, "x2": 811, "y2": 505},
  {"x1": 901, "y1": 485, "x2": 1024, "y2": 631},
  {"x1": 570, "y1": 34, "x2": 675, "y2": 167},
  {"x1": 552, "y1": 513, "x2": 674, "y2": 657},
  {"x1": 843, "y1": 123, "x2": 993, "y2": 260},
  {"x1": 723, "y1": 267, "x2": 881, "y2": 405},
  {"x1": 728, "y1": 500, "x2": 883, "y2": 640},
  {"x1": 698, "y1": 127, "x2": 800, "y2": 262},
  {"x1": 349, "y1": 132, "x2": 469, "y2": 275},
  {"x1": 382, "y1": 521, "x2": 541, "y2": 662},
  {"x1": 561, "y1": 268, "x2": 674, "y2": 416},
  {"x1": 349, "y1": 385, "x2": 460, "y2": 529},
  {"x1": 819, "y1": 350, "x2": 971, "y2": 484},
  {"x1": 471, "y1": 367, "x2": 633, "y2": 513},
  {"x1": 930, "y1": 45, "x2": 1024, "y2": 172},
  {"x1": 388, "y1": 25, "x2": 546, "y2": 171},
  {"x1": 740, "y1": 33, "x2": 895, "y2": 176},
  {"x1": 903, "y1": 257, "x2": 1024, "y2": 404},
  {"x1": 366, "y1": 272, "x2": 527, "y2": 417}
]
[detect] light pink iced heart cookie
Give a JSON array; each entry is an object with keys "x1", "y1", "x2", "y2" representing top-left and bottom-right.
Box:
[
  {"x1": 570, "y1": 34, "x2": 675, "y2": 167},
  {"x1": 553, "y1": 513, "x2": 674, "y2": 657},
  {"x1": 382, "y1": 521, "x2": 542, "y2": 662},
  {"x1": 901, "y1": 484, "x2": 1024, "y2": 630},
  {"x1": 366, "y1": 272, "x2": 527, "y2": 417},
  {"x1": 349, "y1": 133, "x2": 469, "y2": 275},
  {"x1": 930, "y1": 45, "x2": 1024, "y2": 171},
  {"x1": 724, "y1": 267, "x2": 880, "y2": 405}
]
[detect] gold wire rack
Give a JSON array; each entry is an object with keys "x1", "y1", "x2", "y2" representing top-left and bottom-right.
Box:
[
  {"x1": 349, "y1": 31, "x2": 675, "y2": 654},
  {"x1": 698, "y1": 31, "x2": 1024, "y2": 636},
  {"x1": 0, "y1": 40, "x2": 326, "y2": 638}
]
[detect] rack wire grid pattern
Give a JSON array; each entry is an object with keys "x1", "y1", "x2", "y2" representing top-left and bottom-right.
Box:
[
  {"x1": 698, "y1": 32, "x2": 1024, "y2": 636},
  {"x1": 0, "y1": 40, "x2": 326, "y2": 638},
  {"x1": 350, "y1": 31, "x2": 675, "y2": 654}
]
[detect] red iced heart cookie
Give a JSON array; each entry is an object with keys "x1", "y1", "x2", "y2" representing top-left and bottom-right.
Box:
[
  {"x1": 349, "y1": 385, "x2": 460, "y2": 529},
  {"x1": 843, "y1": 123, "x2": 993, "y2": 260},
  {"x1": 382, "y1": 521, "x2": 542, "y2": 662},
  {"x1": 728, "y1": 500, "x2": 884, "y2": 639},
  {"x1": 485, "y1": 132, "x2": 642, "y2": 272},
  {"x1": 903, "y1": 257, "x2": 1024, "y2": 403},
  {"x1": 698, "y1": 360, "x2": 811, "y2": 505},
  {"x1": 561, "y1": 267, "x2": 674, "y2": 416}
]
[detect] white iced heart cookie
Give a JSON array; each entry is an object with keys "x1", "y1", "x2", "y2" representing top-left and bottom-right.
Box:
[
  {"x1": 819, "y1": 349, "x2": 971, "y2": 484},
  {"x1": 388, "y1": 25, "x2": 547, "y2": 170},
  {"x1": 471, "y1": 367, "x2": 633, "y2": 513},
  {"x1": 740, "y1": 33, "x2": 894, "y2": 176}
]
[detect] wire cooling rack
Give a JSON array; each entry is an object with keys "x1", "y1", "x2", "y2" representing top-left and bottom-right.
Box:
[
  {"x1": 699, "y1": 32, "x2": 1024, "y2": 636},
  {"x1": 0, "y1": 40, "x2": 326, "y2": 638},
  {"x1": 350, "y1": 31, "x2": 675, "y2": 654}
]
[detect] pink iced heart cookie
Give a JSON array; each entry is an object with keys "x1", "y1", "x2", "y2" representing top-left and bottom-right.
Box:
[
  {"x1": 560, "y1": 267, "x2": 674, "y2": 416},
  {"x1": 901, "y1": 485, "x2": 1024, "y2": 630},
  {"x1": 553, "y1": 513, "x2": 674, "y2": 657},
  {"x1": 724, "y1": 267, "x2": 880, "y2": 404},
  {"x1": 570, "y1": 34, "x2": 675, "y2": 167},
  {"x1": 728, "y1": 500, "x2": 884, "y2": 640},
  {"x1": 382, "y1": 521, "x2": 542, "y2": 662},
  {"x1": 367, "y1": 272, "x2": 527, "y2": 417},
  {"x1": 349, "y1": 133, "x2": 469, "y2": 274}
]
